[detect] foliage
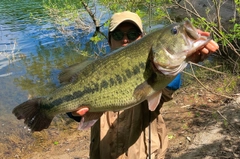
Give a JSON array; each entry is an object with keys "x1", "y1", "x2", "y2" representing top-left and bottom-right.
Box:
[
  {"x1": 90, "y1": 34, "x2": 103, "y2": 44},
  {"x1": 43, "y1": 0, "x2": 83, "y2": 25},
  {"x1": 41, "y1": 0, "x2": 240, "y2": 57},
  {"x1": 40, "y1": 0, "x2": 240, "y2": 50},
  {"x1": 14, "y1": 40, "x2": 91, "y2": 96},
  {"x1": 170, "y1": 0, "x2": 240, "y2": 80},
  {"x1": 42, "y1": 0, "x2": 91, "y2": 33},
  {"x1": 99, "y1": 0, "x2": 174, "y2": 27},
  {"x1": 236, "y1": 0, "x2": 240, "y2": 13}
]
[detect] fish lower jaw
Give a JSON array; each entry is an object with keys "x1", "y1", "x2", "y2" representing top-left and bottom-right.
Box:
[
  {"x1": 153, "y1": 56, "x2": 187, "y2": 75},
  {"x1": 186, "y1": 38, "x2": 211, "y2": 57},
  {"x1": 154, "y1": 62, "x2": 188, "y2": 76}
]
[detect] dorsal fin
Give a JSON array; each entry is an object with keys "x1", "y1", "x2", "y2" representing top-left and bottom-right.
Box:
[{"x1": 59, "y1": 59, "x2": 94, "y2": 84}]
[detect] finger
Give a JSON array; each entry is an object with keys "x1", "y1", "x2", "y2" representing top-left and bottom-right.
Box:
[
  {"x1": 197, "y1": 29, "x2": 210, "y2": 36},
  {"x1": 207, "y1": 40, "x2": 219, "y2": 52},
  {"x1": 200, "y1": 48, "x2": 209, "y2": 54},
  {"x1": 76, "y1": 107, "x2": 89, "y2": 116},
  {"x1": 204, "y1": 42, "x2": 217, "y2": 53},
  {"x1": 72, "y1": 107, "x2": 89, "y2": 116},
  {"x1": 200, "y1": 40, "x2": 219, "y2": 54}
]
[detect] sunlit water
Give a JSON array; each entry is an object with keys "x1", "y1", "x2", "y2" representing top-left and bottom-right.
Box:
[{"x1": 0, "y1": 1, "x2": 110, "y2": 158}]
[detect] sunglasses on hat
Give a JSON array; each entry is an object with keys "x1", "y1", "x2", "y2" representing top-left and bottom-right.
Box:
[{"x1": 110, "y1": 29, "x2": 142, "y2": 41}]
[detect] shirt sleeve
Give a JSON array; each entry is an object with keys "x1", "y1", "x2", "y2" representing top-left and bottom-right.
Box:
[{"x1": 166, "y1": 74, "x2": 182, "y2": 90}]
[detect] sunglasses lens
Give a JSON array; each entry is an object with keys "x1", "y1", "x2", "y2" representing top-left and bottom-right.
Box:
[
  {"x1": 112, "y1": 31, "x2": 124, "y2": 41},
  {"x1": 127, "y1": 30, "x2": 140, "y2": 41},
  {"x1": 111, "y1": 29, "x2": 141, "y2": 41}
]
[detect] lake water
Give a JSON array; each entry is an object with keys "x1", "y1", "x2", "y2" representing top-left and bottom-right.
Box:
[
  {"x1": 0, "y1": 1, "x2": 111, "y2": 157},
  {"x1": 0, "y1": 0, "x2": 111, "y2": 108}
]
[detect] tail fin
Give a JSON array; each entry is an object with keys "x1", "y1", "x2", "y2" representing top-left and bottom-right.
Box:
[{"x1": 12, "y1": 98, "x2": 53, "y2": 132}]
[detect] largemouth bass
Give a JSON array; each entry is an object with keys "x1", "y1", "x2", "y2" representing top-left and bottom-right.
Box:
[{"x1": 12, "y1": 20, "x2": 210, "y2": 132}]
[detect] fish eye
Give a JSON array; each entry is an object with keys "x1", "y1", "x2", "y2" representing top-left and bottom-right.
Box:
[{"x1": 171, "y1": 27, "x2": 178, "y2": 35}]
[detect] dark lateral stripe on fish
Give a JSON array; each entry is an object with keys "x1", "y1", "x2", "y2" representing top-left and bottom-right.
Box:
[
  {"x1": 109, "y1": 78, "x2": 115, "y2": 85},
  {"x1": 47, "y1": 62, "x2": 146, "y2": 108},
  {"x1": 100, "y1": 80, "x2": 108, "y2": 89},
  {"x1": 115, "y1": 74, "x2": 123, "y2": 84}
]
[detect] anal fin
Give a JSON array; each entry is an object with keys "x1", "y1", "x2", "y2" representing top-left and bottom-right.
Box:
[{"x1": 78, "y1": 112, "x2": 103, "y2": 130}]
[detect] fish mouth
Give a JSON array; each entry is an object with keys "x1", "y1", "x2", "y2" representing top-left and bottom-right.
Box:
[
  {"x1": 184, "y1": 20, "x2": 200, "y2": 41},
  {"x1": 183, "y1": 20, "x2": 211, "y2": 57},
  {"x1": 153, "y1": 20, "x2": 211, "y2": 76}
]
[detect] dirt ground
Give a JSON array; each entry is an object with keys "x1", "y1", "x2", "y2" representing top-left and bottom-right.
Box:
[
  {"x1": 4, "y1": 84, "x2": 239, "y2": 159},
  {"x1": 164, "y1": 86, "x2": 240, "y2": 159}
]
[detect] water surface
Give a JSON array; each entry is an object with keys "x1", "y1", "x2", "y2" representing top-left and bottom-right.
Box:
[{"x1": 0, "y1": 1, "x2": 109, "y2": 157}]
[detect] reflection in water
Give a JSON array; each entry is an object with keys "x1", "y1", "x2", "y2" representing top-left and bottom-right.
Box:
[
  {"x1": 0, "y1": 57, "x2": 13, "y2": 77},
  {"x1": 0, "y1": 0, "x2": 109, "y2": 105},
  {"x1": 13, "y1": 30, "x2": 109, "y2": 97},
  {"x1": 14, "y1": 43, "x2": 88, "y2": 97},
  {"x1": 0, "y1": 0, "x2": 109, "y2": 158}
]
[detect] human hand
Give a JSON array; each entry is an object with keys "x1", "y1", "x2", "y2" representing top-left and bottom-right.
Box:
[
  {"x1": 188, "y1": 29, "x2": 219, "y2": 63},
  {"x1": 71, "y1": 107, "x2": 89, "y2": 116}
]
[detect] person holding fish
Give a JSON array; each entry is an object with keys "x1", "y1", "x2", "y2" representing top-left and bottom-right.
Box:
[
  {"x1": 67, "y1": 11, "x2": 219, "y2": 159},
  {"x1": 12, "y1": 10, "x2": 219, "y2": 158}
]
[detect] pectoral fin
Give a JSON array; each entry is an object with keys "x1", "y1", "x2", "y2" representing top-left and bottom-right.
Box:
[
  {"x1": 134, "y1": 82, "x2": 162, "y2": 111},
  {"x1": 147, "y1": 91, "x2": 162, "y2": 111},
  {"x1": 78, "y1": 112, "x2": 103, "y2": 130},
  {"x1": 133, "y1": 81, "x2": 153, "y2": 101}
]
